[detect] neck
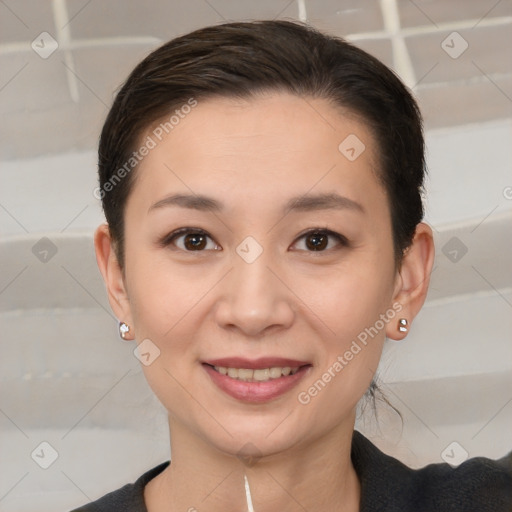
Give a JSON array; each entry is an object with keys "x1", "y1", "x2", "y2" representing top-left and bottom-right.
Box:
[{"x1": 145, "y1": 415, "x2": 360, "y2": 512}]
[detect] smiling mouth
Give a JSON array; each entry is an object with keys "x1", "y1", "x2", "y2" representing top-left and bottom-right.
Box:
[
  {"x1": 207, "y1": 364, "x2": 303, "y2": 382},
  {"x1": 202, "y1": 361, "x2": 312, "y2": 402}
]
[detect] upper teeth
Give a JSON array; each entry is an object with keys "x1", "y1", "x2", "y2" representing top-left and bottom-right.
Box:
[{"x1": 214, "y1": 366, "x2": 300, "y2": 382}]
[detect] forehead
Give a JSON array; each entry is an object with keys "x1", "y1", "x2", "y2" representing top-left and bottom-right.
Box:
[
  {"x1": 146, "y1": 93, "x2": 373, "y2": 162},
  {"x1": 131, "y1": 92, "x2": 387, "y2": 216}
]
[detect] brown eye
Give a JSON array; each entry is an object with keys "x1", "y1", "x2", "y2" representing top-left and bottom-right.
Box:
[
  {"x1": 305, "y1": 232, "x2": 328, "y2": 251},
  {"x1": 161, "y1": 228, "x2": 220, "y2": 252},
  {"x1": 183, "y1": 233, "x2": 207, "y2": 250},
  {"x1": 292, "y1": 229, "x2": 348, "y2": 252}
]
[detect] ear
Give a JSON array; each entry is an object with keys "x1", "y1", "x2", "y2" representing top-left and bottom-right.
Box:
[
  {"x1": 386, "y1": 222, "x2": 435, "y2": 341},
  {"x1": 94, "y1": 223, "x2": 134, "y2": 338}
]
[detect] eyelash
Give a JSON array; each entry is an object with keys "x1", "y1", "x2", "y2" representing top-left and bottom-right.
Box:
[{"x1": 158, "y1": 227, "x2": 349, "y2": 253}]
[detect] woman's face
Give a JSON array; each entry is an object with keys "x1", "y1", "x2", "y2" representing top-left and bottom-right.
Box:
[{"x1": 111, "y1": 93, "x2": 402, "y2": 457}]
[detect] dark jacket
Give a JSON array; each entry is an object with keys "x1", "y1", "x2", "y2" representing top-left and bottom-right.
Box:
[{"x1": 70, "y1": 430, "x2": 512, "y2": 511}]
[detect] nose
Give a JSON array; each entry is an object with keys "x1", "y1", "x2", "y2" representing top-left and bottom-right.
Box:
[{"x1": 214, "y1": 249, "x2": 295, "y2": 338}]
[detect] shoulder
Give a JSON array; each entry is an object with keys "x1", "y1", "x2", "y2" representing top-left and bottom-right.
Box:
[
  {"x1": 352, "y1": 430, "x2": 512, "y2": 512},
  {"x1": 69, "y1": 461, "x2": 170, "y2": 512},
  {"x1": 414, "y1": 451, "x2": 512, "y2": 510}
]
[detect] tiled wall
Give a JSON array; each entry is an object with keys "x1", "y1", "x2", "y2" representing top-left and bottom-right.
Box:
[{"x1": 1, "y1": 0, "x2": 511, "y2": 160}]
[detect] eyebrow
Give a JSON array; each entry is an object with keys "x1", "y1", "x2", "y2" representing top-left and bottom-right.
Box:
[
  {"x1": 283, "y1": 193, "x2": 364, "y2": 214},
  {"x1": 148, "y1": 192, "x2": 364, "y2": 214},
  {"x1": 149, "y1": 193, "x2": 222, "y2": 213}
]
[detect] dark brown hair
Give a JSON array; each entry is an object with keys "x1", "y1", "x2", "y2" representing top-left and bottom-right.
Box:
[{"x1": 98, "y1": 20, "x2": 425, "y2": 268}]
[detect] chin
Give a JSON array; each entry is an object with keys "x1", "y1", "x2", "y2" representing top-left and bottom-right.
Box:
[{"x1": 198, "y1": 406, "x2": 309, "y2": 459}]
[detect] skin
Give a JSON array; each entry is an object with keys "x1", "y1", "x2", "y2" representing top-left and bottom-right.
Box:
[{"x1": 95, "y1": 92, "x2": 435, "y2": 512}]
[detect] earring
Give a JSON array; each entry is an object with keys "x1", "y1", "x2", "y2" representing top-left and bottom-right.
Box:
[
  {"x1": 119, "y1": 322, "x2": 131, "y2": 340},
  {"x1": 398, "y1": 318, "x2": 408, "y2": 333}
]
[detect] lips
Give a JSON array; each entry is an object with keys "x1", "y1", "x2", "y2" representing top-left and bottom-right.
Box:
[
  {"x1": 203, "y1": 357, "x2": 310, "y2": 369},
  {"x1": 202, "y1": 357, "x2": 312, "y2": 403}
]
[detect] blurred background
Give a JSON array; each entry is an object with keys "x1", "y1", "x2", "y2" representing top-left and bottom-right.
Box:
[{"x1": 1, "y1": 0, "x2": 511, "y2": 510}]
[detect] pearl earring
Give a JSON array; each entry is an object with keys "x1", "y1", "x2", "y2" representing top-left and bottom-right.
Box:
[
  {"x1": 398, "y1": 318, "x2": 408, "y2": 333},
  {"x1": 119, "y1": 322, "x2": 131, "y2": 340}
]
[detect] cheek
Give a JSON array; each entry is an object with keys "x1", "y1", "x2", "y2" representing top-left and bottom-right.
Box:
[
  {"x1": 125, "y1": 246, "x2": 209, "y2": 340},
  {"x1": 297, "y1": 259, "x2": 395, "y2": 407},
  {"x1": 124, "y1": 248, "x2": 213, "y2": 399},
  {"x1": 306, "y1": 260, "x2": 394, "y2": 340},
  {"x1": 128, "y1": 275, "x2": 201, "y2": 419}
]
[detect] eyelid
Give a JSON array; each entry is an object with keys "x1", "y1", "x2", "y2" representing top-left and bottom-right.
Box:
[
  {"x1": 159, "y1": 227, "x2": 349, "y2": 252},
  {"x1": 158, "y1": 227, "x2": 220, "y2": 250},
  {"x1": 291, "y1": 228, "x2": 349, "y2": 251}
]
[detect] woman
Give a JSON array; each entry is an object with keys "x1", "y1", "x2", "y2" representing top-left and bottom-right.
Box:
[{"x1": 73, "y1": 20, "x2": 511, "y2": 512}]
